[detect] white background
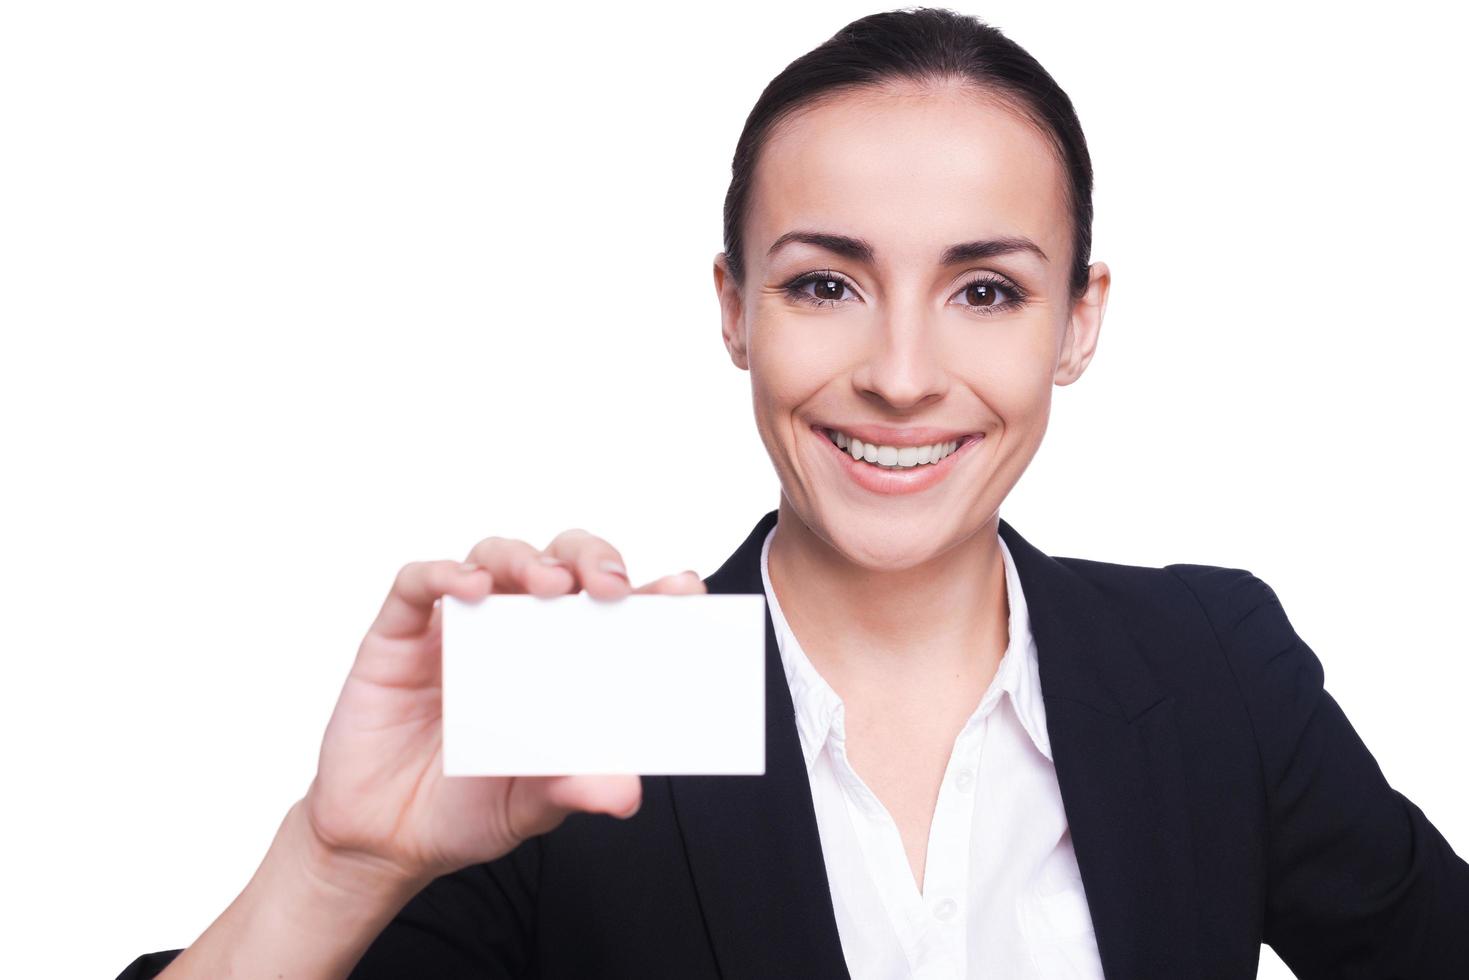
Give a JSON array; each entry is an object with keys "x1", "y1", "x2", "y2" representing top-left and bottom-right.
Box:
[{"x1": 2, "y1": 2, "x2": 1466, "y2": 977}]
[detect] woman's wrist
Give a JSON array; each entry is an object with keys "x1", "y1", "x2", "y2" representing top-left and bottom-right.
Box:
[
  {"x1": 159, "y1": 799, "x2": 432, "y2": 980},
  {"x1": 287, "y1": 797, "x2": 434, "y2": 902}
]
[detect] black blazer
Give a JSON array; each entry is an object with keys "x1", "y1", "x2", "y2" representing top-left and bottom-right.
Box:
[{"x1": 119, "y1": 508, "x2": 1469, "y2": 979}]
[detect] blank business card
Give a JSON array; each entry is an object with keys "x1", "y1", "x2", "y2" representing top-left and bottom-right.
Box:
[{"x1": 441, "y1": 592, "x2": 767, "y2": 776}]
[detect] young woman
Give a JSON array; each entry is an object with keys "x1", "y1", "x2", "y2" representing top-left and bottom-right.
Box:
[{"x1": 119, "y1": 8, "x2": 1469, "y2": 979}]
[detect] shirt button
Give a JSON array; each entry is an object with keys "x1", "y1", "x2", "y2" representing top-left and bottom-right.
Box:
[
  {"x1": 934, "y1": 897, "x2": 958, "y2": 921},
  {"x1": 955, "y1": 768, "x2": 975, "y2": 793}
]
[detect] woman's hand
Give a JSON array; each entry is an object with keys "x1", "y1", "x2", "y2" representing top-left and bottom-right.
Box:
[{"x1": 300, "y1": 528, "x2": 707, "y2": 887}]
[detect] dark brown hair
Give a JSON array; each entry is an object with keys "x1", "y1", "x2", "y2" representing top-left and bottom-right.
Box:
[{"x1": 721, "y1": 7, "x2": 1094, "y2": 302}]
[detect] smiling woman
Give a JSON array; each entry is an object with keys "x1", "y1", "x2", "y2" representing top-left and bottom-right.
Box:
[
  {"x1": 716, "y1": 63, "x2": 1107, "y2": 565},
  {"x1": 116, "y1": 7, "x2": 1468, "y2": 980}
]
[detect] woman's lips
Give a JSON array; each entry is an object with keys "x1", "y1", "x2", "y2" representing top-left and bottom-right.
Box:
[{"x1": 811, "y1": 423, "x2": 984, "y2": 496}]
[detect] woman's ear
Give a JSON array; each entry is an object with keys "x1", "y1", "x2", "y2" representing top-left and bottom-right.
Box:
[
  {"x1": 1055, "y1": 261, "x2": 1110, "y2": 386},
  {"x1": 712, "y1": 252, "x2": 750, "y2": 371}
]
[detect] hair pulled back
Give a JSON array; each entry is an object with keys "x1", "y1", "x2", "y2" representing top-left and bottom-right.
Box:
[{"x1": 722, "y1": 6, "x2": 1094, "y2": 302}]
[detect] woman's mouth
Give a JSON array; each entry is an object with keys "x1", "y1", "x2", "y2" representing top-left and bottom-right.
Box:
[
  {"x1": 811, "y1": 424, "x2": 985, "y2": 496},
  {"x1": 817, "y1": 425, "x2": 979, "y2": 468}
]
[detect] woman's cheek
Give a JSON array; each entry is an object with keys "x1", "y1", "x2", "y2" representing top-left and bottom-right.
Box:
[
  {"x1": 748, "y1": 318, "x2": 842, "y2": 406},
  {"x1": 970, "y1": 316, "x2": 1058, "y2": 412}
]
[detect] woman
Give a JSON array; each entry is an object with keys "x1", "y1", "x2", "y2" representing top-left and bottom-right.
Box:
[{"x1": 119, "y1": 8, "x2": 1469, "y2": 979}]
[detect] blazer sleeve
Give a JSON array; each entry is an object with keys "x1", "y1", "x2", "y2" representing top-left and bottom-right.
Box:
[
  {"x1": 113, "y1": 836, "x2": 540, "y2": 980},
  {"x1": 1179, "y1": 566, "x2": 1469, "y2": 979}
]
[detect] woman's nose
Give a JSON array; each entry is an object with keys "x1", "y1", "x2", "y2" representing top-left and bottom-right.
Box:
[{"x1": 850, "y1": 313, "x2": 951, "y2": 410}]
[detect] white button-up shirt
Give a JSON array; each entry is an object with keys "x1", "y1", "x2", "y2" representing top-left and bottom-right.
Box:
[{"x1": 760, "y1": 523, "x2": 1105, "y2": 979}]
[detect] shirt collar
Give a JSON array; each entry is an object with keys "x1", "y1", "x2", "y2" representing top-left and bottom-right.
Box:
[{"x1": 759, "y1": 520, "x2": 1053, "y2": 773}]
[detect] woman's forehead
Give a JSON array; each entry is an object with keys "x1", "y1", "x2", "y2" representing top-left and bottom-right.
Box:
[{"x1": 749, "y1": 87, "x2": 1068, "y2": 272}]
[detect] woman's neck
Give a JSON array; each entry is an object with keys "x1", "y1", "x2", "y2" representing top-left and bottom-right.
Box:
[{"x1": 767, "y1": 497, "x2": 1011, "y2": 704}]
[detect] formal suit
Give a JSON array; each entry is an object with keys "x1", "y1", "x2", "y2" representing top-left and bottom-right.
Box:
[{"x1": 118, "y1": 508, "x2": 1469, "y2": 979}]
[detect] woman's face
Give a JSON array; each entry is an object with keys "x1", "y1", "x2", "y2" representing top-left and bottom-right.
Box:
[{"x1": 714, "y1": 80, "x2": 1109, "y2": 569}]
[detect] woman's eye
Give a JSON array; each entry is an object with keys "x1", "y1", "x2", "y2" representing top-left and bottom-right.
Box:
[
  {"x1": 787, "y1": 273, "x2": 855, "y2": 306},
  {"x1": 953, "y1": 278, "x2": 1018, "y2": 312}
]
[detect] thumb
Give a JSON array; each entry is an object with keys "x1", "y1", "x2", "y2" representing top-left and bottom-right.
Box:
[{"x1": 509, "y1": 774, "x2": 643, "y2": 838}]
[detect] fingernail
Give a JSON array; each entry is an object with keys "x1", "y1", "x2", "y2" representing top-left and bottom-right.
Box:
[
  {"x1": 459, "y1": 561, "x2": 484, "y2": 573},
  {"x1": 538, "y1": 555, "x2": 568, "y2": 567},
  {"x1": 599, "y1": 559, "x2": 628, "y2": 580},
  {"x1": 681, "y1": 570, "x2": 701, "y2": 581}
]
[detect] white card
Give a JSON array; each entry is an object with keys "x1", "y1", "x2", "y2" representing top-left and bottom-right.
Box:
[{"x1": 441, "y1": 592, "x2": 767, "y2": 776}]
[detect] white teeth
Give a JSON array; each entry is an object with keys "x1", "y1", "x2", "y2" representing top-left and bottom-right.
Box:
[{"x1": 823, "y1": 428, "x2": 965, "y2": 469}]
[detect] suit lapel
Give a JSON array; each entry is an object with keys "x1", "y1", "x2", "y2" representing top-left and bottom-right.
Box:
[
  {"x1": 670, "y1": 509, "x2": 1201, "y2": 980},
  {"x1": 998, "y1": 518, "x2": 1202, "y2": 980},
  {"x1": 668, "y1": 508, "x2": 850, "y2": 979}
]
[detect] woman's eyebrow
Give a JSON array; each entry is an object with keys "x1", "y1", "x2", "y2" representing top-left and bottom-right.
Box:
[{"x1": 766, "y1": 230, "x2": 1049, "y2": 265}]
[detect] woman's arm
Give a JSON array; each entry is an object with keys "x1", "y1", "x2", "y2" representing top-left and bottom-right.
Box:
[
  {"x1": 124, "y1": 800, "x2": 432, "y2": 980},
  {"x1": 1175, "y1": 566, "x2": 1469, "y2": 978},
  {"x1": 117, "y1": 800, "x2": 541, "y2": 980}
]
